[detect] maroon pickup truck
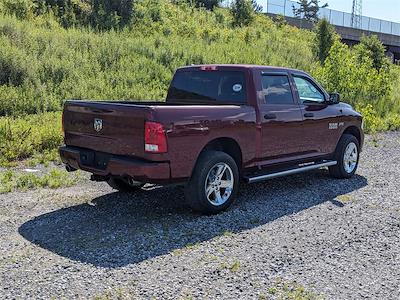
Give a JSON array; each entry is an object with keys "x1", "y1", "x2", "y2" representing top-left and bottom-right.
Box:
[{"x1": 60, "y1": 64, "x2": 363, "y2": 214}]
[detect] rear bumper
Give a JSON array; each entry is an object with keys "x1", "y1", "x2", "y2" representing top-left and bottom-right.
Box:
[{"x1": 59, "y1": 146, "x2": 170, "y2": 183}]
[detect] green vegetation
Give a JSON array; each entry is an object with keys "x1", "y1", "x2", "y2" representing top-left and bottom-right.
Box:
[
  {"x1": 313, "y1": 18, "x2": 336, "y2": 65},
  {"x1": 314, "y1": 38, "x2": 400, "y2": 133},
  {"x1": 0, "y1": 112, "x2": 62, "y2": 164},
  {"x1": 231, "y1": 0, "x2": 257, "y2": 27},
  {"x1": 188, "y1": 0, "x2": 223, "y2": 11},
  {"x1": 219, "y1": 259, "x2": 241, "y2": 272},
  {"x1": 336, "y1": 194, "x2": 354, "y2": 203},
  {"x1": 0, "y1": 0, "x2": 398, "y2": 167},
  {"x1": 267, "y1": 278, "x2": 324, "y2": 300},
  {"x1": 0, "y1": 168, "x2": 79, "y2": 193},
  {"x1": 293, "y1": 0, "x2": 328, "y2": 23},
  {"x1": 93, "y1": 288, "x2": 131, "y2": 300},
  {"x1": 356, "y1": 34, "x2": 389, "y2": 71}
]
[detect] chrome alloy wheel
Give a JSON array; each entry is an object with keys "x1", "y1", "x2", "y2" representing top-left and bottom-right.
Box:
[
  {"x1": 205, "y1": 162, "x2": 234, "y2": 206},
  {"x1": 343, "y1": 142, "x2": 358, "y2": 174}
]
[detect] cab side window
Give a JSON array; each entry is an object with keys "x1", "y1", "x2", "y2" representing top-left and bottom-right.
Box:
[
  {"x1": 262, "y1": 74, "x2": 294, "y2": 104},
  {"x1": 293, "y1": 76, "x2": 325, "y2": 104}
]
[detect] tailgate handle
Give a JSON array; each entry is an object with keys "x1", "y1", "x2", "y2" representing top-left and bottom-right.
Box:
[{"x1": 264, "y1": 113, "x2": 277, "y2": 120}]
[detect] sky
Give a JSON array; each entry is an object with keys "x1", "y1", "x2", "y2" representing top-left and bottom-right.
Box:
[{"x1": 326, "y1": 0, "x2": 400, "y2": 23}]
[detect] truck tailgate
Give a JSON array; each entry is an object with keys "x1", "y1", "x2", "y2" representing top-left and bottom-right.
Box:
[{"x1": 63, "y1": 101, "x2": 152, "y2": 157}]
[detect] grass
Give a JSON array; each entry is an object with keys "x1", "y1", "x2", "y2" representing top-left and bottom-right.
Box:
[
  {"x1": 0, "y1": 168, "x2": 80, "y2": 193},
  {"x1": 336, "y1": 194, "x2": 354, "y2": 203},
  {"x1": 219, "y1": 259, "x2": 241, "y2": 272},
  {"x1": 267, "y1": 278, "x2": 324, "y2": 300},
  {"x1": 0, "y1": 3, "x2": 316, "y2": 116},
  {"x1": 222, "y1": 230, "x2": 234, "y2": 237},
  {"x1": 0, "y1": 1, "x2": 398, "y2": 166},
  {"x1": 371, "y1": 135, "x2": 380, "y2": 148},
  {"x1": 93, "y1": 288, "x2": 131, "y2": 300},
  {"x1": 0, "y1": 112, "x2": 62, "y2": 165},
  {"x1": 171, "y1": 242, "x2": 199, "y2": 256}
]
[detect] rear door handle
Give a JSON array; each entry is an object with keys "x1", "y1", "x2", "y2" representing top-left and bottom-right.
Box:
[
  {"x1": 264, "y1": 113, "x2": 277, "y2": 120},
  {"x1": 304, "y1": 113, "x2": 314, "y2": 118}
]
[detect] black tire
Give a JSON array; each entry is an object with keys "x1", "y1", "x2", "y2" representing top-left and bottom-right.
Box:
[
  {"x1": 107, "y1": 177, "x2": 144, "y2": 192},
  {"x1": 329, "y1": 134, "x2": 360, "y2": 179},
  {"x1": 185, "y1": 150, "x2": 239, "y2": 214}
]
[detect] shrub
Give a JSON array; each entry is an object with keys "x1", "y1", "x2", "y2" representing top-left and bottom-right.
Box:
[
  {"x1": 355, "y1": 34, "x2": 389, "y2": 71},
  {"x1": 356, "y1": 104, "x2": 386, "y2": 133},
  {"x1": 231, "y1": 0, "x2": 255, "y2": 27},
  {"x1": 0, "y1": 112, "x2": 62, "y2": 163},
  {"x1": 0, "y1": 2, "x2": 398, "y2": 165},
  {"x1": 186, "y1": 0, "x2": 222, "y2": 10},
  {"x1": 0, "y1": 3, "x2": 316, "y2": 119},
  {"x1": 0, "y1": 40, "x2": 31, "y2": 86},
  {"x1": 0, "y1": 0, "x2": 36, "y2": 19},
  {"x1": 313, "y1": 18, "x2": 336, "y2": 65},
  {"x1": 313, "y1": 40, "x2": 392, "y2": 112},
  {"x1": 0, "y1": 168, "x2": 78, "y2": 193}
]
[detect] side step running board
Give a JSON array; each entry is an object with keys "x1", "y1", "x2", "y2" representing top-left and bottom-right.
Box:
[{"x1": 245, "y1": 160, "x2": 337, "y2": 184}]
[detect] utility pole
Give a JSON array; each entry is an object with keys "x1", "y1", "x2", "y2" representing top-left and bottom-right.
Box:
[{"x1": 351, "y1": 0, "x2": 362, "y2": 29}]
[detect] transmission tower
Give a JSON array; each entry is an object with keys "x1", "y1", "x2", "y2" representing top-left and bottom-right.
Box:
[{"x1": 351, "y1": 0, "x2": 362, "y2": 29}]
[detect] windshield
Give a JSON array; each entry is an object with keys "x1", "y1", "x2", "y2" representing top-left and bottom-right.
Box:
[{"x1": 166, "y1": 70, "x2": 246, "y2": 104}]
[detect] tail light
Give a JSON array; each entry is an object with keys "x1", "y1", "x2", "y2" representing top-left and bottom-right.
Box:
[{"x1": 144, "y1": 121, "x2": 168, "y2": 153}]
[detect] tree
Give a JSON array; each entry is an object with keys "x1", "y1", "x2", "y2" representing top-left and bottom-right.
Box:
[
  {"x1": 293, "y1": 0, "x2": 327, "y2": 23},
  {"x1": 314, "y1": 18, "x2": 336, "y2": 65},
  {"x1": 90, "y1": 0, "x2": 135, "y2": 29},
  {"x1": 251, "y1": 0, "x2": 262, "y2": 12},
  {"x1": 355, "y1": 35, "x2": 389, "y2": 71},
  {"x1": 1, "y1": 0, "x2": 37, "y2": 19},
  {"x1": 33, "y1": 0, "x2": 136, "y2": 29},
  {"x1": 185, "y1": 0, "x2": 222, "y2": 10},
  {"x1": 34, "y1": 0, "x2": 92, "y2": 27},
  {"x1": 231, "y1": 0, "x2": 256, "y2": 27}
]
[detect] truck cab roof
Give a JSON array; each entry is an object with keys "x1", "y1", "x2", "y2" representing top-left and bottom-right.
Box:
[{"x1": 177, "y1": 64, "x2": 308, "y2": 75}]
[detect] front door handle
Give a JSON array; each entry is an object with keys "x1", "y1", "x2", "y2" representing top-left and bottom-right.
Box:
[
  {"x1": 264, "y1": 113, "x2": 277, "y2": 120},
  {"x1": 304, "y1": 113, "x2": 314, "y2": 118}
]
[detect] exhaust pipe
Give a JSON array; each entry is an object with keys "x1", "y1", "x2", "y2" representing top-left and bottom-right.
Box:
[
  {"x1": 127, "y1": 177, "x2": 141, "y2": 186},
  {"x1": 65, "y1": 165, "x2": 77, "y2": 172},
  {"x1": 90, "y1": 174, "x2": 108, "y2": 182}
]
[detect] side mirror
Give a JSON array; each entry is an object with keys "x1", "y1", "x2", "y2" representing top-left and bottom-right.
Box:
[{"x1": 329, "y1": 93, "x2": 340, "y2": 104}]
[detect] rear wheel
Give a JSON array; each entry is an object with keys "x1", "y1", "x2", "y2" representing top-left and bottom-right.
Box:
[
  {"x1": 107, "y1": 177, "x2": 144, "y2": 192},
  {"x1": 329, "y1": 134, "x2": 360, "y2": 179},
  {"x1": 185, "y1": 150, "x2": 239, "y2": 214}
]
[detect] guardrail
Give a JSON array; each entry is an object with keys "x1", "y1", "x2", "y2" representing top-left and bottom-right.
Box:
[{"x1": 222, "y1": 0, "x2": 400, "y2": 36}]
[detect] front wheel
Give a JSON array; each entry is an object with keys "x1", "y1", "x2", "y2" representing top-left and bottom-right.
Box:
[
  {"x1": 329, "y1": 134, "x2": 360, "y2": 179},
  {"x1": 185, "y1": 150, "x2": 239, "y2": 214}
]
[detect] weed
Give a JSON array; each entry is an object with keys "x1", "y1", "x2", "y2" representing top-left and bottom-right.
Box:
[
  {"x1": 336, "y1": 194, "x2": 353, "y2": 203},
  {"x1": 219, "y1": 259, "x2": 241, "y2": 272},
  {"x1": 229, "y1": 260, "x2": 241, "y2": 272},
  {"x1": 266, "y1": 279, "x2": 324, "y2": 300},
  {"x1": 0, "y1": 168, "x2": 80, "y2": 193},
  {"x1": 222, "y1": 230, "x2": 234, "y2": 237},
  {"x1": 258, "y1": 293, "x2": 267, "y2": 300},
  {"x1": 0, "y1": 1, "x2": 398, "y2": 165}
]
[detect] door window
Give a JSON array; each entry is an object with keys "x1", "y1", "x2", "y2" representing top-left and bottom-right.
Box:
[
  {"x1": 262, "y1": 74, "x2": 294, "y2": 104},
  {"x1": 293, "y1": 76, "x2": 325, "y2": 104}
]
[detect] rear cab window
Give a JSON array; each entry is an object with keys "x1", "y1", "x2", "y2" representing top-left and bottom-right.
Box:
[
  {"x1": 261, "y1": 74, "x2": 295, "y2": 104},
  {"x1": 167, "y1": 69, "x2": 247, "y2": 104}
]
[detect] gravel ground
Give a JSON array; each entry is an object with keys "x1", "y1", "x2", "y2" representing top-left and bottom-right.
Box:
[{"x1": 0, "y1": 132, "x2": 399, "y2": 299}]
